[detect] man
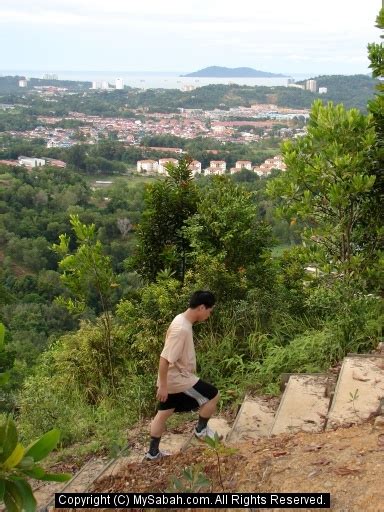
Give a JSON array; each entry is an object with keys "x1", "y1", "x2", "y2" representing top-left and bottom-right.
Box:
[{"x1": 145, "y1": 290, "x2": 219, "y2": 460}]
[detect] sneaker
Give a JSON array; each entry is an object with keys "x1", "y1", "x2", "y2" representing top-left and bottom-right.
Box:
[
  {"x1": 142, "y1": 450, "x2": 170, "y2": 461},
  {"x1": 194, "y1": 424, "x2": 219, "y2": 440}
]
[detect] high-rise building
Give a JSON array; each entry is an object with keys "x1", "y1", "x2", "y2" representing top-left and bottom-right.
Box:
[
  {"x1": 115, "y1": 78, "x2": 124, "y2": 90},
  {"x1": 43, "y1": 73, "x2": 58, "y2": 80},
  {"x1": 306, "y1": 79, "x2": 317, "y2": 93},
  {"x1": 19, "y1": 79, "x2": 28, "y2": 87}
]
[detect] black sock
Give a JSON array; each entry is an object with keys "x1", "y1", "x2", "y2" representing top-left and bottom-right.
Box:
[
  {"x1": 196, "y1": 416, "x2": 209, "y2": 433},
  {"x1": 149, "y1": 436, "x2": 161, "y2": 456}
]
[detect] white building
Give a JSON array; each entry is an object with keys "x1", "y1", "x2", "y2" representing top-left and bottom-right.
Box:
[
  {"x1": 288, "y1": 83, "x2": 305, "y2": 90},
  {"x1": 188, "y1": 160, "x2": 202, "y2": 176},
  {"x1": 254, "y1": 155, "x2": 286, "y2": 177},
  {"x1": 18, "y1": 156, "x2": 46, "y2": 168},
  {"x1": 306, "y1": 80, "x2": 317, "y2": 93},
  {"x1": 210, "y1": 160, "x2": 226, "y2": 172},
  {"x1": 318, "y1": 87, "x2": 328, "y2": 94},
  {"x1": 235, "y1": 160, "x2": 252, "y2": 170},
  {"x1": 115, "y1": 78, "x2": 124, "y2": 90},
  {"x1": 101, "y1": 81, "x2": 109, "y2": 90},
  {"x1": 205, "y1": 160, "x2": 226, "y2": 176},
  {"x1": 92, "y1": 81, "x2": 101, "y2": 90},
  {"x1": 158, "y1": 158, "x2": 178, "y2": 175},
  {"x1": 42, "y1": 73, "x2": 58, "y2": 80},
  {"x1": 19, "y1": 79, "x2": 28, "y2": 88},
  {"x1": 212, "y1": 125, "x2": 226, "y2": 134},
  {"x1": 137, "y1": 160, "x2": 158, "y2": 173}
]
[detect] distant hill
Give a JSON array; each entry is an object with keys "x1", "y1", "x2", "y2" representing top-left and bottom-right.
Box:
[
  {"x1": 0, "y1": 75, "x2": 91, "y2": 93},
  {"x1": 182, "y1": 66, "x2": 286, "y2": 78}
]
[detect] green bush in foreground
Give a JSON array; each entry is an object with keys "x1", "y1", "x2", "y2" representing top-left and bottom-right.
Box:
[{"x1": 0, "y1": 416, "x2": 71, "y2": 512}]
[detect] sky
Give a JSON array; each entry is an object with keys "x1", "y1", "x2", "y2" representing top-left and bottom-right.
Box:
[{"x1": 0, "y1": 0, "x2": 382, "y2": 75}]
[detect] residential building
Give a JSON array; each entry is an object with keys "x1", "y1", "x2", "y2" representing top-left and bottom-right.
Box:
[
  {"x1": 45, "y1": 158, "x2": 67, "y2": 168},
  {"x1": 42, "y1": 73, "x2": 58, "y2": 80},
  {"x1": 158, "y1": 158, "x2": 178, "y2": 175},
  {"x1": 209, "y1": 160, "x2": 226, "y2": 172},
  {"x1": 318, "y1": 87, "x2": 328, "y2": 94},
  {"x1": 235, "y1": 160, "x2": 252, "y2": 170},
  {"x1": 137, "y1": 159, "x2": 158, "y2": 173},
  {"x1": 254, "y1": 155, "x2": 286, "y2": 177},
  {"x1": 18, "y1": 156, "x2": 46, "y2": 168},
  {"x1": 188, "y1": 160, "x2": 202, "y2": 176},
  {"x1": 115, "y1": 78, "x2": 124, "y2": 90},
  {"x1": 287, "y1": 83, "x2": 305, "y2": 90},
  {"x1": 205, "y1": 160, "x2": 226, "y2": 176},
  {"x1": 306, "y1": 80, "x2": 317, "y2": 93}
]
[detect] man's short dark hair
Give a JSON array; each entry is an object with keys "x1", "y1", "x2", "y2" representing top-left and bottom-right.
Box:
[{"x1": 189, "y1": 290, "x2": 216, "y2": 309}]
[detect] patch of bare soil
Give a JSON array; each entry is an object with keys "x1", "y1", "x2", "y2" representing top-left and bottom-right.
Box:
[{"x1": 88, "y1": 419, "x2": 384, "y2": 512}]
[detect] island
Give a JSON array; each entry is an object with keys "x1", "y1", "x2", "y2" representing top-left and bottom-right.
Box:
[{"x1": 182, "y1": 66, "x2": 287, "y2": 78}]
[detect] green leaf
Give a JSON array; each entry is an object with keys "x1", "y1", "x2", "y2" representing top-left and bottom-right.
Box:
[
  {"x1": 24, "y1": 429, "x2": 60, "y2": 462},
  {"x1": 3, "y1": 444, "x2": 25, "y2": 469},
  {"x1": 0, "y1": 418, "x2": 18, "y2": 463},
  {"x1": 6, "y1": 480, "x2": 36, "y2": 512},
  {"x1": 16, "y1": 457, "x2": 35, "y2": 471},
  {"x1": 204, "y1": 436, "x2": 216, "y2": 448},
  {"x1": 4, "y1": 481, "x2": 23, "y2": 512},
  {"x1": 23, "y1": 465, "x2": 71, "y2": 483},
  {"x1": 23, "y1": 467, "x2": 45, "y2": 480}
]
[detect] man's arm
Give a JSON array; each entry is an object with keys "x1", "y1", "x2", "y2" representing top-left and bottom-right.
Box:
[{"x1": 156, "y1": 356, "x2": 169, "y2": 402}]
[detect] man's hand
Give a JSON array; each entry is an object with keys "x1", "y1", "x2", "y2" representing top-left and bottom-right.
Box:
[{"x1": 156, "y1": 385, "x2": 168, "y2": 402}]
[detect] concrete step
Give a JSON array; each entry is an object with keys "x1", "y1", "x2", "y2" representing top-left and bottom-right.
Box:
[
  {"x1": 270, "y1": 374, "x2": 330, "y2": 436},
  {"x1": 226, "y1": 396, "x2": 278, "y2": 443},
  {"x1": 36, "y1": 456, "x2": 108, "y2": 511},
  {"x1": 326, "y1": 355, "x2": 384, "y2": 430}
]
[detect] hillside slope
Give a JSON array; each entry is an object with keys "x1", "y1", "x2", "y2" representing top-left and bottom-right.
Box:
[{"x1": 87, "y1": 419, "x2": 384, "y2": 511}]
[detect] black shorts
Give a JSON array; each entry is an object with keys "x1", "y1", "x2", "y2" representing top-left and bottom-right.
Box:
[{"x1": 158, "y1": 379, "x2": 218, "y2": 412}]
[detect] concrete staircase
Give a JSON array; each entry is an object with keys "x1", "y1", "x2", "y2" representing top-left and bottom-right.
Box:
[
  {"x1": 36, "y1": 351, "x2": 384, "y2": 509},
  {"x1": 228, "y1": 353, "x2": 384, "y2": 443},
  {"x1": 326, "y1": 354, "x2": 384, "y2": 430}
]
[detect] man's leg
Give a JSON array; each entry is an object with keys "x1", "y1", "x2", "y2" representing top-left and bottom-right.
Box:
[
  {"x1": 195, "y1": 392, "x2": 220, "y2": 436},
  {"x1": 198, "y1": 391, "x2": 220, "y2": 419},
  {"x1": 146, "y1": 408, "x2": 175, "y2": 459},
  {"x1": 150, "y1": 408, "x2": 175, "y2": 438}
]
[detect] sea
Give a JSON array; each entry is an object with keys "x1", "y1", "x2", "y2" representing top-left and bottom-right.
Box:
[{"x1": 0, "y1": 70, "x2": 313, "y2": 89}]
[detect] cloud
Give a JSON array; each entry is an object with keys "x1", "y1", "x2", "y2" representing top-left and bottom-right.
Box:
[{"x1": 0, "y1": 0, "x2": 380, "y2": 73}]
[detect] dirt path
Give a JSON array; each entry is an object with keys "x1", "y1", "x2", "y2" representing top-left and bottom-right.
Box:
[{"x1": 86, "y1": 419, "x2": 384, "y2": 511}]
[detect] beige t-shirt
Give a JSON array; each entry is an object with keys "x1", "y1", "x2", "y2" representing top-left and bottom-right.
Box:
[{"x1": 157, "y1": 313, "x2": 199, "y2": 393}]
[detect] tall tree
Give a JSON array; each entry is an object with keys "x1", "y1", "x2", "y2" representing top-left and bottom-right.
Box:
[
  {"x1": 184, "y1": 176, "x2": 273, "y2": 301},
  {"x1": 367, "y1": 7, "x2": 384, "y2": 290},
  {"x1": 131, "y1": 157, "x2": 198, "y2": 282},
  {"x1": 267, "y1": 100, "x2": 377, "y2": 280},
  {"x1": 52, "y1": 215, "x2": 117, "y2": 393}
]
